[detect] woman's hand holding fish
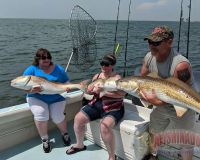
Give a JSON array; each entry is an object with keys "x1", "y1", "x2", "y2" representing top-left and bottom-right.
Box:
[
  {"x1": 87, "y1": 84, "x2": 94, "y2": 93},
  {"x1": 87, "y1": 83, "x2": 102, "y2": 94},
  {"x1": 93, "y1": 86, "x2": 103, "y2": 94}
]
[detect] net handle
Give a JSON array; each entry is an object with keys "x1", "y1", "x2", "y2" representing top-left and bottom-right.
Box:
[{"x1": 65, "y1": 50, "x2": 74, "y2": 72}]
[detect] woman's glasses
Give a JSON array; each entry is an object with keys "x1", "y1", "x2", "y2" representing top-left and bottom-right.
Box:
[
  {"x1": 100, "y1": 61, "x2": 110, "y2": 67},
  {"x1": 38, "y1": 55, "x2": 51, "y2": 60},
  {"x1": 148, "y1": 40, "x2": 163, "y2": 47}
]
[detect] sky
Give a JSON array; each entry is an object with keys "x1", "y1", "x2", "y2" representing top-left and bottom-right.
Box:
[{"x1": 0, "y1": 0, "x2": 199, "y2": 21}]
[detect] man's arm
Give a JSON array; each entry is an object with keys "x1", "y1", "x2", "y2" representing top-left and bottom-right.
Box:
[
  {"x1": 140, "y1": 60, "x2": 149, "y2": 76},
  {"x1": 173, "y1": 61, "x2": 192, "y2": 85}
]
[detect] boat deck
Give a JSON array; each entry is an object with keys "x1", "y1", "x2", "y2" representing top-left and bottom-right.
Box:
[
  {"x1": 1, "y1": 99, "x2": 199, "y2": 160},
  {"x1": 0, "y1": 120, "x2": 172, "y2": 160},
  {"x1": 0, "y1": 121, "x2": 109, "y2": 160}
]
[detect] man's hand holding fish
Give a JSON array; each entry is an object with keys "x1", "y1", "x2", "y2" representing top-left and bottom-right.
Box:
[{"x1": 140, "y1": 89, "x2": 164, "y2": 106}]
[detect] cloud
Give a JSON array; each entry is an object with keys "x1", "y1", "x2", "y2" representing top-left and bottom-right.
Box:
[{"x1": 136, "y1": 0, "x2": 168, "y2": 11}]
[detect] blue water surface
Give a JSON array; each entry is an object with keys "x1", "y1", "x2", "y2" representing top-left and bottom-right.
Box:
[{"x1": 0, "y1": 18, "x2": 200, "y2": 108}]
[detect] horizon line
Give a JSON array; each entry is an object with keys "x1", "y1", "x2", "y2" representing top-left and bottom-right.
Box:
[{"x1": 0, "y1": 17, "x2": 199, "y2": 23}]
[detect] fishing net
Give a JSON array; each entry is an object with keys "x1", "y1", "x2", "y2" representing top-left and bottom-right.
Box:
[{"x1": 67, "y1": 5, "x2": 97, "y2": 72}]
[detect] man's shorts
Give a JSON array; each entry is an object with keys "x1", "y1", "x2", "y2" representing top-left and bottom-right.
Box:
[
  {"x1": 81, "y1": 99, "x2": 124, "y2": 124},
  {"x1": 149, "y1": 105, "x2": 195, "y2": 134}
]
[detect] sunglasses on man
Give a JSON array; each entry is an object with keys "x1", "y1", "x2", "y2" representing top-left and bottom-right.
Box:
[{"x1": 148, "y1": 40, "x2": 163, "y2": 47}]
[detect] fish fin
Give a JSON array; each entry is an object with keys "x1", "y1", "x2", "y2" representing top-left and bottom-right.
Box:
[
  {"x1": 174, "y1": 105, "x2": 188, "y2": 117},
  {"x1": 83, "y1": 93, "x2": 94, "y2": 100},
  {"x1": 99, "y1": 91, "x2": 107, "y2": 98},
  {"x1": 140, "y1": 99, "x2": 151, "y2": 108},
  {"x1": 126, "y1": 91, "x2": 140, "y2": 97},
  {"x1": 128, "y1": 87, "x2": 140, "y2": 97},
  {"x1": 156, "y1": 89, "x2": 188, "y2": 117},
  {"x1": 60, "y1": 91, "x2": 94, "y2": 100},
  {"x1": 166, "y1": 77, "x2": 200, "y2": 99},
  {"x1": 60, "y1": 91, "x2": 69, "y2": 98},
  {"x1": 134, "y1": 87, "x2": 139, "y2": 93},
  {"x1": 166, "y1": 77, "x2": 185, "y2": 87},
  {"x1": 154, "y1": 89, "x2": 167, "y2": 98},
  {"x1": 32, "y1": 85, "x2": 44, "y2": 92},
  {"x1": 147, "y1": 72, "x2": 161, "y2": 78},
  {"x1": 32, "y1": 85, "x2": 41, "y2": 88}
]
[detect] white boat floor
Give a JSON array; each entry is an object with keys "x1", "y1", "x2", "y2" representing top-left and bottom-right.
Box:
[
  {"x1": 0, "y1": 120, "x2": 193, "y2": 160},
  {"x1": 0, "y1": 121, "x2": 109, "y2": 160}
]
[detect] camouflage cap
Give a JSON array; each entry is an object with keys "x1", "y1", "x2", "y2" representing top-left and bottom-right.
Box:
[{"x1": 144, "y1": 26, "x2": 174, "y2": 42}]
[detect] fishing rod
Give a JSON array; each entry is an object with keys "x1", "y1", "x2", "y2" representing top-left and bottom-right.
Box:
[
  {"x1": 186, "y1": 0, "x2": 191, "y2": 59},
  {"x1": 177, "y1": 0, "x2": 184, "y2": 52},
  {"x1": 113, "y1": 0, "x2": 121, "y2": 54},
  {"x1": 123, "y1": 0, "x2": 132, "y2": 77}
]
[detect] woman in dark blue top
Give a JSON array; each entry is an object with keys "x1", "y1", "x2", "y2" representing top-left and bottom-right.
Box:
[{"x1": 23, "y1": 48, "x2": 71, "y2": 153}]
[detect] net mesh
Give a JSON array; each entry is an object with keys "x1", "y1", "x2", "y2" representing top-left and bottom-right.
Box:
[{"x1": 68, "y1": 5, "x2": 97, "y2": 71}]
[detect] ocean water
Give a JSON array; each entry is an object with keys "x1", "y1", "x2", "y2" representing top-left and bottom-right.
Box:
[{"x1": 0, "y1": 19, "x2": 200, "y2": 108}]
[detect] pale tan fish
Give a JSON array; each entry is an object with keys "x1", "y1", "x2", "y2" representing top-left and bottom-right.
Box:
[
  {"x1": 87, "y1": 77, "x2": 120, "y2": 97},
  {"x1": 88, "y1": 78, "x2": 106, "y2": 93},
  {"x1": 11, "y1": 75, "x2": 90, "y2": 94},
  {"x1": 102, "y1": 75, "x2": 200, "y2": 117},
  {"x1": 81, "y1": 77, "x2": 120, "y2": 100},
  {"x1": 80, "y1": 78, "x2": 105, "y2": 100}
]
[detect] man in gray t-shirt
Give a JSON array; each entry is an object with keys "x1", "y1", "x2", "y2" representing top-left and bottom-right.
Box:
[{"x1": 140, "y1": 26, "x2": 195, "y2": 160}]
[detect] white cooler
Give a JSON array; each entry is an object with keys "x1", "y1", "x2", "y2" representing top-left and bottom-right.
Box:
[{"x1": 85, "y1": 99, "x2": 152, "y2": 160}]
